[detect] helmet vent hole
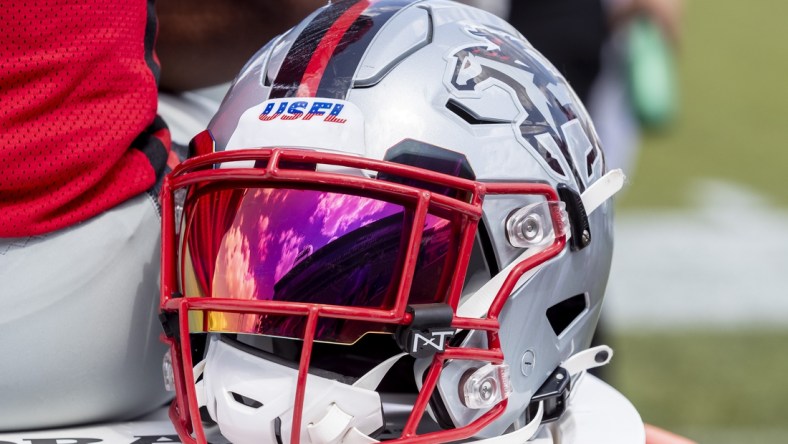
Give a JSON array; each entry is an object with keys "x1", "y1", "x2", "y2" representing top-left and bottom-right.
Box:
[
  {"x1": 230, "y1": 392, "x2": 263, "y2": 409},
  {"x1": 545, "y1": 294, "x2": 588, "y2": 337}
]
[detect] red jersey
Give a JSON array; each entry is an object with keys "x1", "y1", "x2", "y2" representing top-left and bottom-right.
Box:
[{"x1": 0, "y1": 0, "x2": 173, "y2": 237}]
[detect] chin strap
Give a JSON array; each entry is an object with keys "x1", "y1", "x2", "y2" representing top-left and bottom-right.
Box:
[
  {"x1": 193, "y1": 358, "x2": 208, "y2": 409},
  {"x1": 327, "y1": 328, "x2": 612, "y2": 442},
  {"x1": 457, "y1": 245, "x2": 543, "y2": 318},
  {"x1": 353, "y1": 353, "x2": 408, "y2": 391},
  {"x1": 562, "y1": 345, "x2": 614, "y2": 406},
  {"x1": 309, "y1": 402, "x2": 546, "y2": 444},
  {"x1": 580, "y1": 169, "x2": 625, "y2": 215},
  {"x1": 193, "y1": 342, "x2": 405, "y2": 444},
  {"x1": 562, "y1": 345, "x2": 613, "y2": 378},
  {"x1": 526, "y1": 345, "x2": 616, "y2": 426},
  {"x1": 306, "y1": 353, "x2": 546, "y2": 444},
  {"x1": 193, "y1": 346, "x2": 568, "y2": 444},
  {"x1": 305, "y1": 353, "x2": 408, "y2": 444},
  {"x1": 307, "y1": 403, "x2": 378, "y2": 444}
]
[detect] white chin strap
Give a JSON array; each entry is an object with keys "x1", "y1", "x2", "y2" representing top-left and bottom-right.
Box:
[
  {"x1": 458, "y1": 169, "x2": 625, "y2": 319},
  {"x1": 580, "y1": 169, "x2": 625, "y2": 216},
  {"x1": 193, "y1": 335, "x2": 400, "y2": 444},
  {"x1": 193, "y1": 336, "x2": 549, "y2": 444},
  {"x1": 562, "y1": 345, "x2": 613, "y2": 378}
]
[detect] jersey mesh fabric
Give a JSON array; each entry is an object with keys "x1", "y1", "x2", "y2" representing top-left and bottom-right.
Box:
[{"x1": 0, "y1": 0, "x2": 171, "y2": 237}]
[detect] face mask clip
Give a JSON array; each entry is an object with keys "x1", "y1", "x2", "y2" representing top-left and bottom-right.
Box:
[
  {"x1": 159, "y1": 309, "x2": 181, "y2": 340},
  {"x1": 395, "y1": 304, "x2": 455, "y2": 358}
]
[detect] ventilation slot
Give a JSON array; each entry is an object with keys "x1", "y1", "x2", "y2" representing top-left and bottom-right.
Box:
[
  {"x1": 546, "y1": 294, "x2": 588, "y2": 336},
  {"x1": 230, "y1": 392, "x2": 263, "y2": 408},
  {"x1": 446, "y1": 100, "x2": 508, "y2": 125}
]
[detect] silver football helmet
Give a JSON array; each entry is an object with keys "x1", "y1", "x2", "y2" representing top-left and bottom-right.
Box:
[{"x1": 159, "y1": 1, "x2": 622, "y2": 443}]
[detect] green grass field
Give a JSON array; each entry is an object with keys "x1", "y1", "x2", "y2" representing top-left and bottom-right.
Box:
[
  {"x1": 610, "y1": 331, "x2": 788, "y2": 443},
  {"x1": 605, "y1": 1, "x2": 788, "y2": 442}
]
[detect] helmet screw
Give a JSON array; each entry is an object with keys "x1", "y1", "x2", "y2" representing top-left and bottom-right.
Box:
[
  {"x1": 162, "y1": 350, "x2": 175, "y2": 392},
  {"x1": 479, "y1": 378, "x2": 495, "y2": 401},
  {"x1": 521, "y1": 215, "x2": 541, "y2": 242},
  {"x1": 581, "y1": 230, "x2": 591, "y2": 245}
]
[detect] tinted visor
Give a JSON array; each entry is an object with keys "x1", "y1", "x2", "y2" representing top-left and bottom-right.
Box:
[{"x1": 180, "y1": 186, "x2": 457, "y2": 343}]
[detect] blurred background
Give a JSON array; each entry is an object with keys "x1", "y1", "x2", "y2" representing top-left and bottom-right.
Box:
[{"x1": 607, "y1": 1, "x2": 788, "y2": 442}]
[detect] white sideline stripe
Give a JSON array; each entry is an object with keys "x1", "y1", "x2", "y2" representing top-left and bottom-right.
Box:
[{"x1": 606, "y1": 180, "x2": 788, "y2": 330}]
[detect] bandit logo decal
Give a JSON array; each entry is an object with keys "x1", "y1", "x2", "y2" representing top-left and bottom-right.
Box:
[{"x1": 447, "y1": 27, "x2": 603, "y2": 191}]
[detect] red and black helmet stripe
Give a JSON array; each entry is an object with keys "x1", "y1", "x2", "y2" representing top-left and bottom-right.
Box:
[{"x1": 271, "y1": 0, "x2": 419, "y2": 100}]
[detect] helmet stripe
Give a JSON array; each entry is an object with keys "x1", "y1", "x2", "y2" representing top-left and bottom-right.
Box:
[
  {"x1": 297, "y1": 0, "x2": 372, "y2": 98},
  {"x1": 313, "y1": 0, "x2": 417, "y2": 99},
  {"x1": 270, "y1": 1, "x2": 360, "y2": 99},
  {"x1": 272, "y1": 0, "x2": 419, "y2": 100}
]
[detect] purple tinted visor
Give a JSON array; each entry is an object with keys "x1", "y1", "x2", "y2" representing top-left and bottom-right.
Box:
[{"x1": 180, "y1": 186, "x2": 456, "y2": 343}]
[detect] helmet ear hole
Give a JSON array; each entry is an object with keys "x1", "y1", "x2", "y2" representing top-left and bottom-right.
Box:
[{"x1": 545, "y1": 294, "x2": 589, "y2": 337}]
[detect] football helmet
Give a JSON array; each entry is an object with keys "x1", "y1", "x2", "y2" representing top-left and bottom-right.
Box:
[{"x1": 159, "y1": 1, "x2": 623, "y2": 443}]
